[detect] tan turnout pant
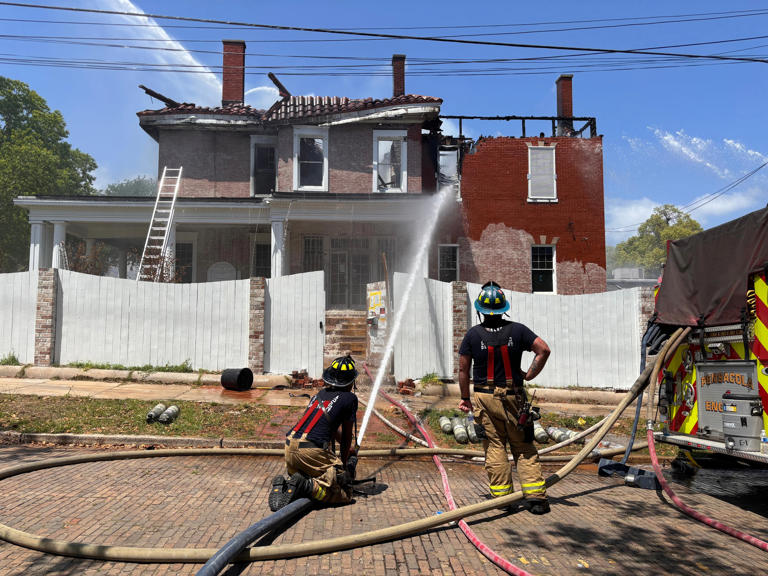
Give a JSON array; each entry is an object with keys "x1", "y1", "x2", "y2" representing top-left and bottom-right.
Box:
[
  {"x1": 284, "y1": 436, "x2": 352, "y2": 504},
  {"x1": 474, "y1": 389, "x2": 547, "y2": 501}
]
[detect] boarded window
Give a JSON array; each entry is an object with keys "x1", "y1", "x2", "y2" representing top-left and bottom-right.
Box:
[
  {"x1": 532, "y1": 245, "x2": 554, "y2": 293},
  {"x1": 528, "y1": 146, "x2": 556, "y2": 200}
]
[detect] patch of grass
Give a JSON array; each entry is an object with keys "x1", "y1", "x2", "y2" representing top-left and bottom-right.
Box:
[
  {"x1": 420, "y1": 372, "x2": 441, "y2": 384},
  {"x1": 0, "y1": 352, "x2": 20, "y2": 366},
  {"x1": 0, "y1": 394, "x2": 274, "y2": 439},
  {"x1": 66, "y1": 359, "x2": 195, "y2": 373}
]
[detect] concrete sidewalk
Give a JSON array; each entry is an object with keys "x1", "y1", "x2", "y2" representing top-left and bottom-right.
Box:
[{"x1": 0, "y1": 365, "x2": 641, "y2": 416}]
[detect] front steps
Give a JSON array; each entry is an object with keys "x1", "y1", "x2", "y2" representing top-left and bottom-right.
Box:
[{"x1": 324, "y1": 310, "x2": 368, "y2": 364}]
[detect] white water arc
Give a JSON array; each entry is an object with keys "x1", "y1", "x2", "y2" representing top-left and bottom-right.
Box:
[{"x1": 356, "y1": 186, "x2": 453, "y2": 447}]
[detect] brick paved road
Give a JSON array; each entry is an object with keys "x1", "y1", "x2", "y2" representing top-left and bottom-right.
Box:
[{"x1": 0, "y1": 444, "x2": 766, "y2": 575}]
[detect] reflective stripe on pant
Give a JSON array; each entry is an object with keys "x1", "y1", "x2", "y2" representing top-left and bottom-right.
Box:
[
  {"x1": 284, "y1": 437, "x2": 351, "y2": 504},
  {"x1": 474, "y1": 391, "x2": 547, "y2": 501}
]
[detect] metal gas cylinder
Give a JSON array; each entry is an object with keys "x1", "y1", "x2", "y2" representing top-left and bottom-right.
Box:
[
  {"x1": 439, "y1": 416, "x2": 453, "y2": 434},
  {"x1": 466, "y1": 413, "x2": 479, "y2": 443},
  {"x1": 158, "y1": 405, "x2": 180, "y2": 424},
  {"x1": 451, "y1": 417, "x2": 468, "y2": 444},
  {"x1": 146, "y1": 403, "x2": 166, "y2": 423},
  {"x1": 533, "y1": 422, "x2": 549, "y2": 443}
]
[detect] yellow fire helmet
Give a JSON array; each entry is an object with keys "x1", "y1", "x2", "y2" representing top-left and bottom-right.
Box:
[{"x1": 322, "y1": 354, "x2": 358, "y2": 388}]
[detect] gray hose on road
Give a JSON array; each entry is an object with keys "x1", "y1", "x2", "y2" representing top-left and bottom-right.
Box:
[{"x1": 0, "y1": 332, "x2": 680, "y2": 564}]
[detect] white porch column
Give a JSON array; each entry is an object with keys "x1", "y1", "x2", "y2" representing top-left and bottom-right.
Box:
[
  {"x1": 51, "y1": 222, "x2": 67, "y2": 269},
  {"x1": 166, "y1": 223, "x2": 176, "y2": 278},
  {"x1": 270, "y1": 219, "x2": 284, "y2": 278},
  {"x1": 85, "y1": 238, "x2": 95, "y2": 257},
  {"x1": 28, "y1": 222, "x2": 42, "y2": 270}
]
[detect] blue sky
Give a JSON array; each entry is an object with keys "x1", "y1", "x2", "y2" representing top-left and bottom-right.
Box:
[{"x1": 2, "y1": 0, "x2": 767, "y2": 245}]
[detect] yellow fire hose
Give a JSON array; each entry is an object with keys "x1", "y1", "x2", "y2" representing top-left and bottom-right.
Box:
[{"x1": 0, "y1": 329, "x2": 681, "y2": 564}]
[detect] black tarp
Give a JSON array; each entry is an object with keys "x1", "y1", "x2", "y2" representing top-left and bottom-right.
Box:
[{"x1": 655, "y1": 205, "x2": 768, "y2": 327}]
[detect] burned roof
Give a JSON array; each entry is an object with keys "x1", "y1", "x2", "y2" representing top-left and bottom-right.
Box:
[{"x1": 137, "y1": 94, "x2": 441, "y2": 123}]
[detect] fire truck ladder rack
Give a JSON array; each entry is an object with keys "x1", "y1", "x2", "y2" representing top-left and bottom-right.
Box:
[{"x1": 137, "y1": 166, "x2": 182, "y2": 282}]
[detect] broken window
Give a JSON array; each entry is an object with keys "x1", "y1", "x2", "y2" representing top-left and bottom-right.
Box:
[
  {"x1": 438, "y1": 244, "x2": 459, "y2": 282},
  {"x1": 373, "y1": 130, "x2": 407, "y2": 193},
  {"x1": 532, "y1": 245, "x2": 555, "y2": 293},
  {"x1": 527, "y1": 145, "x2": 557, "y2": 201}
]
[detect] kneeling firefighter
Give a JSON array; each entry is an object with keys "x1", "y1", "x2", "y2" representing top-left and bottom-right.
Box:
[
  {"x1": 269, "y1": 354, "x2": 359, "y2": 511},
  {"x1": 458, "y1": 281, "x2": 552, "y2": 514}
]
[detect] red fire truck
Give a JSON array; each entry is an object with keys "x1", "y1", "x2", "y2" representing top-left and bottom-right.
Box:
[{"x1": 652, "y1": 206, "x2": 768, "y2": 463}]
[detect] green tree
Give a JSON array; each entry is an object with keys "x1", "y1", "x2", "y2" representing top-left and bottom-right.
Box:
[
  {"x1": 615, "y1": 204, "x2": 702, "y2": 276},
  {"x1": 102, "y1": 175, "x2": 156, "y2": 197},
  {"x1": 0, "y1": 77, "x2": 97, "y2": 272}
]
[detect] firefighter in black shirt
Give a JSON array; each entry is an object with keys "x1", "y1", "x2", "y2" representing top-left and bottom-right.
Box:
[
  {"x1": 269, "y1": 354, "x2": 359, "y2": 511},
  {"x1": 458, "y1": 281, "x2": 551, "y2": 514}
]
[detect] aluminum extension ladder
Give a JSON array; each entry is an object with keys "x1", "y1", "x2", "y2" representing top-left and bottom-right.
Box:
[{"x1": 137, "y1": 166, "x2": 182, "y2": 282}]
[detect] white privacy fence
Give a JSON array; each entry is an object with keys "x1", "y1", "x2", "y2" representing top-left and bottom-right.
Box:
[
  {"x1": 266, "y1": 271, "x2": 325, "y2": 378},
  {"x1": 56, "y1": 271, "x2": 250, "y2": 370},
  {"x1": 392, "y1": 274, "x2": 454, "y2": 380},
  {"x1": 391, "y1": 276, "x2": 643, "y2": 389},
  {"x1": 0, "y1": 271, "x2": 38, "y2": 364},
  {"x1": 466, "y1": 282, "x2": 642, "y2": 389}
]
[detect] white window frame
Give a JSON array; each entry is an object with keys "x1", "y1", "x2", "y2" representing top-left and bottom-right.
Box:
[
  {"x1": 438, "y1": 244, "x2": 459, "y2": 282},
  {"x1": 176, "y1": 231, "x2": 198, "y2": 283},
  {"x1": 527, "y1": 143, "x2": 557, "y2": 203},
  {"x1": 531, "y1": 244, "x2": 556, "y2": 294},
  {"x1": 250, "y1": 135, "x2": 277, "y2": 197},
  {"x1": 293, "y1": 126, "x2": 329, "y2": 192},
  {"x1": 372, "y1": 129, "x2": 408, "y2": 193}
]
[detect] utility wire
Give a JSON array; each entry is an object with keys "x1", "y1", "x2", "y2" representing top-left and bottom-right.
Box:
[
  {"x1": 606, "y1": 160, "x2": 768, "y2": 233},
  {"x1": 1, "y1": 2, "x2": 767, "y2": 64},
  {"x1": 2, "y1": 7, "x2": 768, "y2": 33}
]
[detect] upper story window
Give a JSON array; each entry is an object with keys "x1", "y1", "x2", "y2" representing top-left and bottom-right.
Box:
[
  {"x1": 373, "y1": 130, "x2": 408, "y2": 193},
  {"x1": 250, "y1": 135, "x2": 276, "y2": 196},
  {"x1": 293, "y1": 126, "x2": 328, "y2": 191},
  {"x1": 532, "y1": 245, "x2": 555, "y2": 293},
  {"x1": 527, "y1": 144, "x2": 557, "y2": 202}
]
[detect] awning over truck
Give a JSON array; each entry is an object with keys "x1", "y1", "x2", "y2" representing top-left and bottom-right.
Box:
[{"x1": 655, "y1": 206, "x2": 768, "y2": 327}]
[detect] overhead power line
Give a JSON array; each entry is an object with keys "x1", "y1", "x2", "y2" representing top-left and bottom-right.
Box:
[
  {"x1": 606, "y1": 160, "x2": 768, "y2": 233},
  {"x1": 1, "y1": 2, "x2": 768, "y2": 65}
]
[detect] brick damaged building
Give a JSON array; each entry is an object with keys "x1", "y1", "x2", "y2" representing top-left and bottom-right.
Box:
[
  {"x1": 435, "y1": 75, "x2": 606, "y2": 295},
  {"x1": 16, "y1": 41, "x2": 606, "y2": 311}
]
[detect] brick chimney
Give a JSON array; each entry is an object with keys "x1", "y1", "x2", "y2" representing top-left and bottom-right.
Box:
[
  {"x1": 392, "y1": 54, "x2": 405, "y2": 97},
  {"x1": 222, "y1": 40, "x2": 246, "y2": 106},
  {"x1": 556, "y1": 74, "x2": 574, "y2": 136}
]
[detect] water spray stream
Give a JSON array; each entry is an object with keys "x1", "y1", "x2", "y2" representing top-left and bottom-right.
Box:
[{"x1": 356, "y1": 187, "x2": 453, "y2": 447}]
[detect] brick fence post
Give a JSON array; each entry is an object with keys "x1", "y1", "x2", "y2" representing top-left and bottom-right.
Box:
[
  {"x1": 451, "y1": 281, "x2": 469, "y2": 380},
  {"x1": 34, "y1": 268, "x2": 58, "y2": 366},
  {"x1": 248, "y1": 277, "x2": 266, "y2": 374}
]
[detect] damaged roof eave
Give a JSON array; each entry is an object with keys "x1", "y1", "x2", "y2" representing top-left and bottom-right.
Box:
[{"x1": 296, "y1": 104, "x2": 441, "y2": 127}]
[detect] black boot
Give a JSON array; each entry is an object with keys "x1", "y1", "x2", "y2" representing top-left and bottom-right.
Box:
[
  {"x1": 268, "y1": 475, "x2": 287, "y2": 512},
  {"x1": 282, "y1": 472, "x2": 314, "y2": 507},
  {"x1": 528, "y1": 499, "x2": 551, "y2": 515}
]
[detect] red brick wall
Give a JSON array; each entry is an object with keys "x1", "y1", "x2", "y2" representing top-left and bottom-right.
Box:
[
  {"x1": 158, "y1": 130, "x2": 250, "y2": 197},
  {"x1": 458, "y1": 136, "x2": 606, "y2": 294}
]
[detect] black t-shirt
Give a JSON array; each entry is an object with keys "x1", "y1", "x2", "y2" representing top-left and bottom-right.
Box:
[
  {"x1": 459, "y1": 321, "x2": 538, "y2": 388},
  {"x1": 290, "y1": 388, "x2": 358, "y2": 446}
]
